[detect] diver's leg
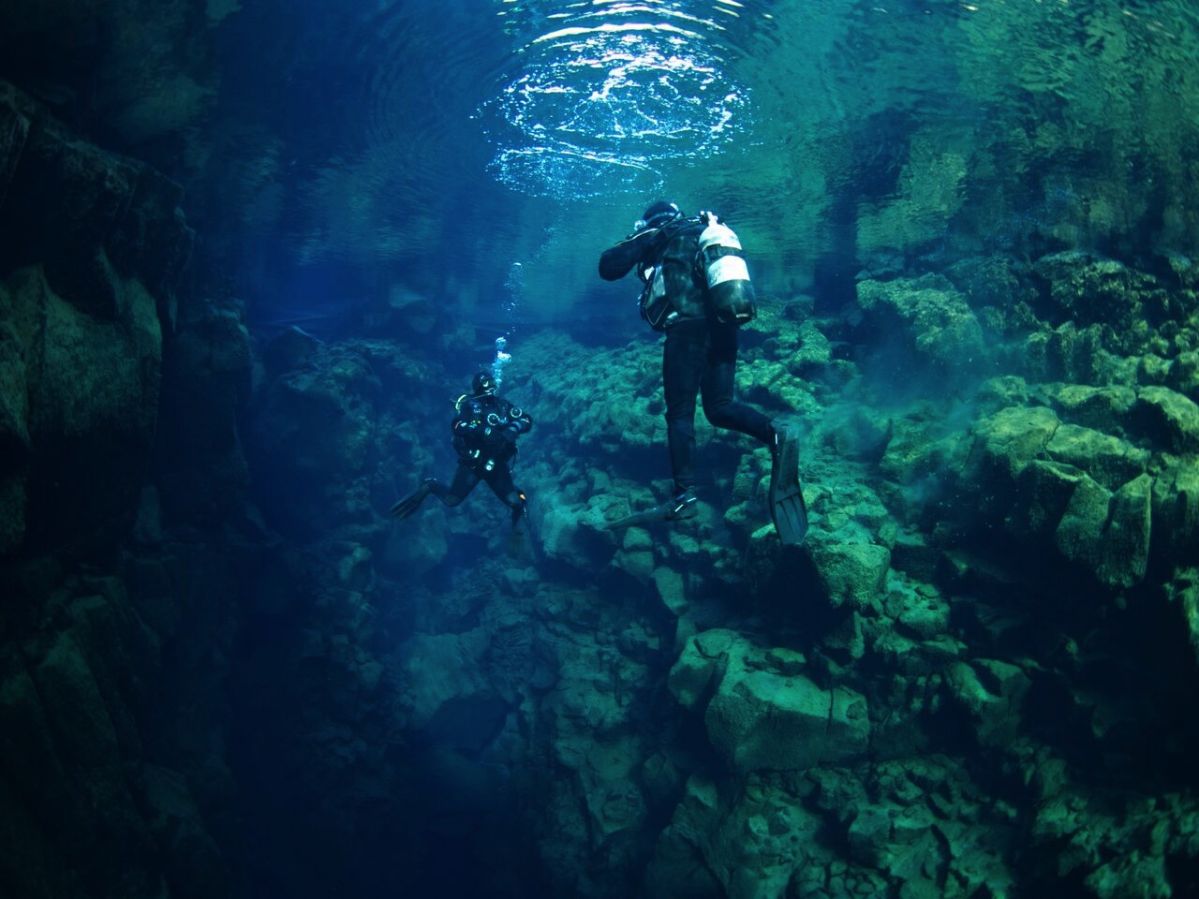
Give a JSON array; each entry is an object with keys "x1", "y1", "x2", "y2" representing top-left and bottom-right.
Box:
[
  {"x1": 663, "y1": 321, "x2": 708, "y2": 496},
  {"x1": 484, "y1": 465, "x2": 527, "y2": 525},
  {"x1": 429, "y1": 464, "x2": 480, "y2": 508},
  {"x1": 699, "y1": 321, "x2": 774, "y2": 445}
]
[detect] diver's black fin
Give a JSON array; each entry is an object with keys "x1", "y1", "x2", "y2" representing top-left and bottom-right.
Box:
[
  {"x1": 606, "y1": 491, "x2": 697, "y2": 531},
  {"x1": 508, "y1": 508, "x2": 541, "y2": 561},
  {"x1": 389, "y1": 481, "x2": 432, "y2": 520},
  {"x1": 769, "y1": 424, "x2": 808, "y2": 546}
]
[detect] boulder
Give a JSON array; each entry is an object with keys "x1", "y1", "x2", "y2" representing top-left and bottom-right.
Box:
[
  {"x1": 1135, "y1": 386, "x2": 1199, "y2": 454},
  {"x1": 856, "y1": 276, "x2": 987, "y2": 376},
  {"x1": 1151, "y1": 466, "x2": 1199, "y2": 562},
  {"x1": 668, "y1": 629, "x2": 739, "y2": 711},
  {"x1": 809, "y1": 541, "x2": 891, "y2": 611},
  {"x1": 945, "y1": 658, "x2": 1032, "y2": 746},
  {"x1": 1044, "y1": 424, "x2": 1149, "y2": 489},
  {"x1": 1052, "y1": 470, "x2": 1151, "y2": 588},
  {"x1": 1049, "y1": 383, "x2": 1137, "y2": 432},
  {"x1": 1032, "y1": 252, "x2": 1148, "y2": 331},
  {"x1": 705, "y1": 669, "x2": 869, "y2": 774},
  {"x1": 969, "y1": 405, "x2": 1060, "y2": 481}
]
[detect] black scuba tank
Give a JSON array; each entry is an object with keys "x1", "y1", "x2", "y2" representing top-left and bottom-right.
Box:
[{"x1": 696, "y1": 211, "x2": 756, "y2": 326}]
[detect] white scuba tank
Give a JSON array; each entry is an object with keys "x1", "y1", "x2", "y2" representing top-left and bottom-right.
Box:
[{"x1": 697, "y1": 211, "x2": 756, "y2": 325}]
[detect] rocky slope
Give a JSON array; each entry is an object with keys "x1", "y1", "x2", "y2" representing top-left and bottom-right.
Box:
[{"x1": 234, "y1": 245, "x2": 1199, "y2": 897}]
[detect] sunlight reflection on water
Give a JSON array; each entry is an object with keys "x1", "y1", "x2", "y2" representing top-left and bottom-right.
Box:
[{"x1": 481, "y1": 0, "x2": 774, "y2": 198}]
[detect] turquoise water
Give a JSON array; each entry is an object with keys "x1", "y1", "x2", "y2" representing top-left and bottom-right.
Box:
[
  {"x1": 209, "y1": 0, "x2": 1199, "y2": 328},
  {"x1": 2, "y1": 1, "x2": 1199, "y2": 897}
]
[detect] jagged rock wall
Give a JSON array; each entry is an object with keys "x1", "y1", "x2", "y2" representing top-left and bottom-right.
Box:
[
  {"x1": 234, "y1": 243, "x2": 1199, "y2": 898},
  {"x1": 0, "y1": 83, "x2": 193, "y2": 558},
  {"x1": 0, "y1": 83, "x2": 253, "y2": 899}
]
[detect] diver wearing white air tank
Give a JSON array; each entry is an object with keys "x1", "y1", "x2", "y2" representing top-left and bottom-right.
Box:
[{"x1": 598, "y1": 200, "x2": 807, "y2": 544}]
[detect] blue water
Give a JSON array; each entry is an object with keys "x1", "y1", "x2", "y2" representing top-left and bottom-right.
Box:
[{"x1": 4, "y1": 1, "x2": 1199, "y2": 897}]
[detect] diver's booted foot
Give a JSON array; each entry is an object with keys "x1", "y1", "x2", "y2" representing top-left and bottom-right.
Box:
[
  {"x1": 606, "y1": 488, "x2": 698, "y2": 530},
  {"x1": 665, "y1": 488, "x2": 698, "y2": 521},
  {"x1": 389, "y1": 479, "x2": 433, "y2": 519},
  {"x1": 769, "y1": 422, "x2": 808, "y2": 546}
]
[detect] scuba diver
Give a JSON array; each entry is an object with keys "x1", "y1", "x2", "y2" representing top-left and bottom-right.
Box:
[
  {"x1": 390, "y1": 371, "x2": 533, "y2": 541},
  {"x1": 597, "y1": 200, "x2": 807, "y2": 545}
]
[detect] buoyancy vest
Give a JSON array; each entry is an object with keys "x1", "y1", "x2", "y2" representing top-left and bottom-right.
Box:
[{"x1": 638, "y1": 213, "x2": 756, "y2": 331}]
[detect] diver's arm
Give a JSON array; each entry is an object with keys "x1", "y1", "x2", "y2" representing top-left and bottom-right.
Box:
[
  {"x1": 599, "y1": 228, "x2": 662, "y2": 281},
  {"x1": 507, "y1": 405, "x2": 532, "y2": 436},
  {"x1": 451, "y1": 406, "x2": 481, "y2": 456}
]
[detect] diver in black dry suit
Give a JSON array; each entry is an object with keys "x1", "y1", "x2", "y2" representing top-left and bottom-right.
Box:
[
  {"x1": 598, "y1": 200, "x2": 807, "y2": 545},
  {"x1": 390, "y1": 371, "x2": 532, "y2": 530}
]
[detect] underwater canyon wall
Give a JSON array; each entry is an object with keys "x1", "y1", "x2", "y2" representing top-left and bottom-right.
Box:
[
  {"x1": 0, "y1": 80, "x2": 263, "y2": 899},
  {"x1": 238, "y1": 246, "x2": 1199, "y2": 898},
  {"x1": 3, "y1": 2, "x2": 1199, "y2": 895}
]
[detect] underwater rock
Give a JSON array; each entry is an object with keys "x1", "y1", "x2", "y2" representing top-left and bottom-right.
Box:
[
  {"x1": 969, "y1": 404, "x2": 1060, "y2": 483},
  {"x1": 1011, "y1": 459, "x2": 1089, "y2": 539},
  {"x1": 672, "y1": 631, "x2": 869, "y2": 774},
  {"x1": 1031, "y1": 252, "x2": 1153, "y2": 333},
  {"x1": 1, "y1": 83, "x2": 193, "y2": 300},
  {"x1": 855, "y1": 275, "x2": 987, "y2": 378},
  {"x1": 0, "y1": 85, "x2": 193, "y2": 557},
  {"x1": 538, "y1": 495, "x2": 615, "y2": 569},
  {"x1": 1165, "y1": 570, "x2": 1199, "y2": 666},
  {"x1": 945, "y1": 658, "x2": 1031, "y2": 747},
  {"x1": 139, "y1": 765, "x2": 229, "y2": 898},
  {"x1": 0, "y1": 263, "x2": 162, "y2": 555},
  {"x1": 1044, "y1": 423, "x2": 1149, "y2": 490},
  {"x1": 1151, "y1": 466, "x2": 1199, "y2": 563},
  {"x1": 0, "y1": 88, "x2": 30, "y2": 208},
  {"x1": 1029, "y1": 773, "x2": 1199, "y2": 899},
  {"x1": 808, "y1": 541, "x2": 891, "y2": 612},
  {"x1": 1048, "y1": 383, "x2": 1138, "y2": 432},
  {"x1": 1054, "y1": 472, "x2": 1152, "y2": 589},
  {"x1": 1134, "y1": 385, "x2": 1199, "y2": 454},
  {"x1": 261, "y1": 324, "x2": 320, "y2": 376},
  {"x1": 668, "y1": 628, "x2": 739, "y2": 711}
]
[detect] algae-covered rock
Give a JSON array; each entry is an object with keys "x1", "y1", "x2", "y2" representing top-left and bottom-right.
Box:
[
  {"x1": 1052, "y1": 471, "x2": 1152, "y2": 588},
  {"x1": 1165, "y1": 569, "x2": 1199, "y2": 666},
  {"x1": 969, "y1": 405, "x2": 1060, "y2": 481},
  {"x1": 652, "y1": 565, "x2": 688, "y2": 619},
  {"x1": 705, "y1": 669, "x2": 869, "y2": 774},
  {"x1": 856, "y1": 276, "x2": 987, "y2": 376},
  {"x1": 668, "y1": 629, "x2": 738, "y2": 711},
  {"x1": 1032, "y1": 253, "x2": 1149, "y2": 330},
  {"x1": 1152, "y1": 466, "x2": 1199, "y2": 563},
  {"x1": 1049, "y1": 383, "x2": 1138, "y2": 432},
  {"x1": 1012, "y1": 459, "x2": 1088, "y2": 538},
  {"x1": 945, "y1": 658, "x2": 1032, "y2": 746},
  {"x1": 1044, "y1": 423, "x2": 1149, "y2": 489},
  {"x1": 809, "y1": 541, "x2": 891, "y2": 611},
  {"x1": 1135, "y1": 386, "x2": 1199, "y2": 453},
  {"x1": 670, "y1": 631, "x2": 868, "y2": 773}
]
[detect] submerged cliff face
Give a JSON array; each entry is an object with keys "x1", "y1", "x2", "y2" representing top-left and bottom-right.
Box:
[
  {"x1": 3, "y1": 5, "x2": 1199, "y2": 898},
  {"x1": 236, "y1": 248, "x2": 1199, "y2": 897},
  {"x1": 0, "y1": 82, "x2": 256, "y2": 899}
]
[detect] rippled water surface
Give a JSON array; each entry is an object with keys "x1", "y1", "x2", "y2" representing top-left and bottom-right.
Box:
[{"x1": 216, "y1": 0, "x2": 1199, "y2": 326}]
